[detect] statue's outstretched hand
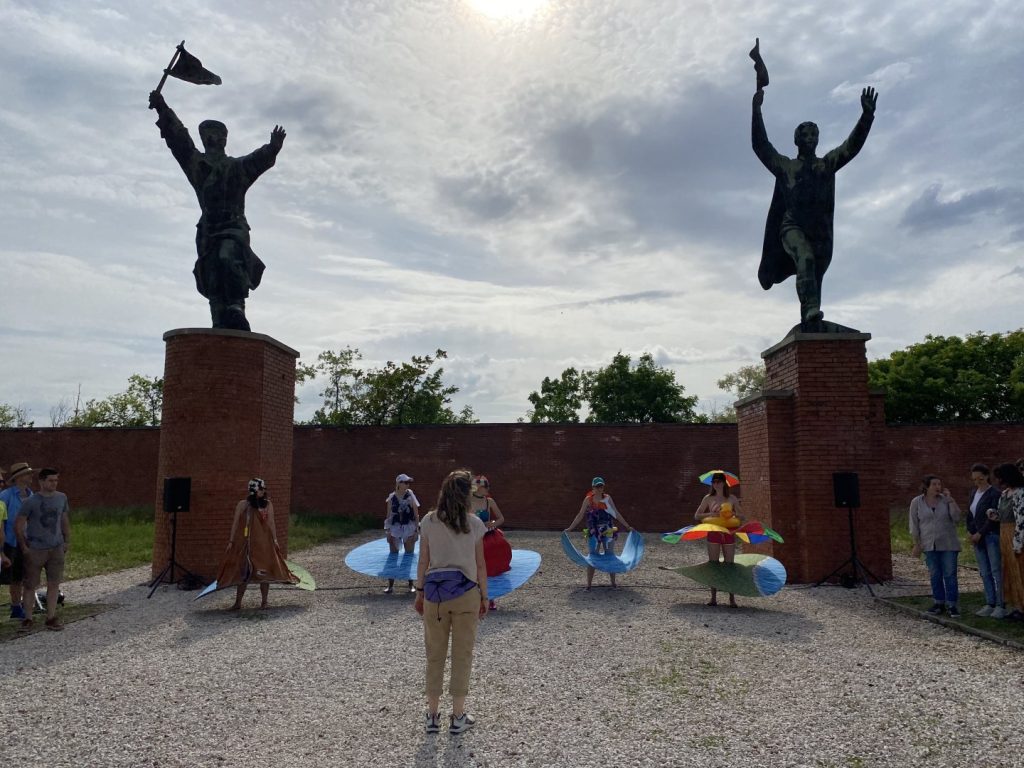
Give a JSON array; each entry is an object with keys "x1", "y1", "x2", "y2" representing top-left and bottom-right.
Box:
[
  {"x1": 861, "y1": 86, "x2": 878, "y2": 114},
  {"x1": 148, "y1": 90, "x2": 166, "y2": 111},
  {"x1": 271, "y1": 125, "x2": 286, "y2": 150}
]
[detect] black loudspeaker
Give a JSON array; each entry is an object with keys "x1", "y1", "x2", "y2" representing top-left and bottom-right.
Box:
[
  {"x1": 163, "y1": 477, "x2": 191, "y2": 513},
  {"x1": 833, "y1": 472, "x2": 860, "y2": 508}
]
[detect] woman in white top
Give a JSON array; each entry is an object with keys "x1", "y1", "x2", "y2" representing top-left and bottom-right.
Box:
[
  {"x1": 384, "y1": 473, "x2": 420, "y2": 594},
  {"x1": 414, "y1": 469, "x2": 488, "y2": 735}
]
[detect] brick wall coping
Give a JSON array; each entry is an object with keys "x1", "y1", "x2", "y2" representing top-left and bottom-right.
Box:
[
  {"x1": 162, "y1": 328, "x2": 299, "y2": 358},
  {"x1": 762, "y1": 330, "x2": 872, "y2": 358},
  {"x1": 734, "y1": 389, "x2": 794, "y2": 408},
  {"x1": 296, "y1": 422, "x2": 741, "y2": 432}
]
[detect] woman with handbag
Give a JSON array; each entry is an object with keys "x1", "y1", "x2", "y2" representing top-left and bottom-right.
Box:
[{"x1": 414, "y1": 469, "x2": 488, "y2": 735}]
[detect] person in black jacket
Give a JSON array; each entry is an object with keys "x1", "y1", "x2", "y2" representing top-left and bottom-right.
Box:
[{"x1": 967, "y1": 464, "x2": 1005, "y2": 618}]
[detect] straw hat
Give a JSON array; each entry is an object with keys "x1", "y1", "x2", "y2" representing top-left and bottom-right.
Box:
[{"x1": 7, "y1": 462, "x2": 33, "y2": 482}]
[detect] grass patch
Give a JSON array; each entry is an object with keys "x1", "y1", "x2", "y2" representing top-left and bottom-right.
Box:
[
  {"x1": 60, "y1": 507, "x2": 376, "y2": 581},
  {"x1": 886, "y1": 591, "x2": 1024, "y2": 644},
  {"x1": 0, "y1": 602, "x2": 115, "y2": 642},
  {"x1": 68, "y1": 506, "x2": 155, "y2": 581},
  {"x1": 287, "y1": 514, "x2": 377, "y2": 553},
  {"x1": 889, "y1": 506, "x2": 977, "y2": 568}
]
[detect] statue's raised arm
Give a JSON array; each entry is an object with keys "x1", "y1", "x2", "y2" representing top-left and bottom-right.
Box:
[{"x1": 823, "y1": 87, "x2": 877, "y2": 172}]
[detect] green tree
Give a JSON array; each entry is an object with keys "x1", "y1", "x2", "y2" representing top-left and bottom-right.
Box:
[
  {"x1": 306, "y1": 348, "x2": 476, "y2": 426},
  {"x1": 65, "y1": 374, "x2": 164, "y2": 427},
  {"x1": 526, "y1": 368, "x2": 583, "y2": 423},
  {"x1": 0, "y1": 403, "x2": 33, "y2": 428},
  {"x1": 585, "y1": 352, "x2": 702, "y2": 423},
  {"x1": 868, "y1": 330, "x2": 1024, "y2": 422},
  {"x1": 710, "y1": 362, "x2": 767, "y2": 422},
  {"x1": 529, "y1": 353, "x2": 703, "y2": 423}
]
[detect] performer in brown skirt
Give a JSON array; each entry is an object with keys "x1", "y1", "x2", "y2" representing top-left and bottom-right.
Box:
[{"x1": 217, "y1": 478, "x2": 298, "y2": 610}]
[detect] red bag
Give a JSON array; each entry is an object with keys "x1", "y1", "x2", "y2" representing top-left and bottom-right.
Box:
[{"x1": 482, "y1": 529, "x2": 512, "y2": 577}]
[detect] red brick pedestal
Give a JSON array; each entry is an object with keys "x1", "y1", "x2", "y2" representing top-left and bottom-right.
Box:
[
  {"x1": 736, "y1": 331, "x2": 891, "y2": 584},
  {"x1": 152, "y1": 328, "x2": 299, "y2": 583}
]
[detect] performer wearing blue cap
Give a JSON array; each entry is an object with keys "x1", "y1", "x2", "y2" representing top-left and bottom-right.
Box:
[{"x1": 565, "y1": 476, "x2": 634, "y2": 590}]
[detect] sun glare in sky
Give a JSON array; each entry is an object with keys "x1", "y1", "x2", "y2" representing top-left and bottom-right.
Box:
[{"x1": 467, "y1": 0, "x2": 549, "y2": 21}]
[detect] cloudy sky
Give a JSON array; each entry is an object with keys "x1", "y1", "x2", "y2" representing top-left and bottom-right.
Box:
[{"x1": 2, "y1": 0, "x2": 1022, "y2": 423}]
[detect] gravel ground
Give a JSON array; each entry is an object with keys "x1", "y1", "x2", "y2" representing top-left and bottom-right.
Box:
[{"x1": 1, "y1": 531, "x2": 1020, "y2": 768}]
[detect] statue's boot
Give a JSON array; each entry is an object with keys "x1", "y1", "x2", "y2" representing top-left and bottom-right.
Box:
[
  {"x1": 222, "y1": 304, "x2": 251, "y2": 332},
  {"x1": 797, "y1": 277, "x2": 824, "y2": 328}
]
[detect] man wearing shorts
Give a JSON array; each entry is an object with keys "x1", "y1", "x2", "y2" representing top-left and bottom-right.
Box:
[
  {"x1": 0, "y1": 462, "x2": 33, "y2": 620},
  {"x1": 16, "y1": 468, "x2": 70, "y2": 631}
]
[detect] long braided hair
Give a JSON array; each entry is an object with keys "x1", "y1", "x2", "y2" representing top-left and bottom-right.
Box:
[{"x1": 434, "y1": 469, "x2": 472, "y2": 534}]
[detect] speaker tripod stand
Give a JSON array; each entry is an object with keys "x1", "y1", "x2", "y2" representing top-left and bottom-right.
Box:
[
  {"x1": 815, "y1": 505, "x2": 881, "y2": 597},
  {"x1": 148, "y1": 508, "x2": 200, "y2": 598}
]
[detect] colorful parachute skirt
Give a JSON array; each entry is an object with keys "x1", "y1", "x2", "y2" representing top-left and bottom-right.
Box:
[
  {"x1": 662, "y1": 518, "x2": 783, "y2": 545},
  {"x1": 671, "y1": 553, "x2": 787, "y2": 598}
]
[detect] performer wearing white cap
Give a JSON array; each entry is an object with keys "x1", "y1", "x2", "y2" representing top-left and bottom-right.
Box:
[{"x1": 384, "y1": 473, "x2": 421, "y2": 594}]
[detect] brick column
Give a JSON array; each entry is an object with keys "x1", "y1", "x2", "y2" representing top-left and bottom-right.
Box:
[
  {"x1": 152, "y1": 328, "x2": 298, "y2": 583},
  {"x1": 736, "y1": 331, "x2": 891, "y2": 583}
]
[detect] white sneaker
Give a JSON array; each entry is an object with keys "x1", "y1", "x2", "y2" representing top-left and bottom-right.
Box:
[
  {"x1": 425, "y1": 712, "x2": 440, "y2": 734},
  {"x1": 449, "y1": 713, "x2": 475, "y2": 734},
  {"x1": 990, "y1": 606, "x2": 1008, "y2": 619},
  {"x1": 975, "y1": 605, "x2": 994, "y2": 617}
]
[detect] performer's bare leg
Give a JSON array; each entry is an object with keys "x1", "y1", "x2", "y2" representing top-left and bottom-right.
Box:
[
  {"x1": 230, "y1": 584, "x2": 245, "y2": 610},
  {"x1": 723, "y1": 544, "x2": 739, "y2": 607},
  {"x1": 706, "y1": 541, "x2": 722, "y2": 606},
  {"x1": 259, "y1": 582, "x2": 269, "y2": 609}
]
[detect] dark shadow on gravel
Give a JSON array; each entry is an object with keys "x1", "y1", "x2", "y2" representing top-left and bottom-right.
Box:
[
  {"x1": 666, "y1": 599, "x2": 822, "y2": 640},
  {"x1": 412, "y1": 733, "x2": 481, "y2": 767}
]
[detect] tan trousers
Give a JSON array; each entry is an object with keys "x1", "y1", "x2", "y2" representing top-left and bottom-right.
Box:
[{"x1": 423, "y1": 586, "x2": 480, "y2": 698}]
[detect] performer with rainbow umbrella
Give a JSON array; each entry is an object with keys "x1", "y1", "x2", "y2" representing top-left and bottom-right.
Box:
[{"x1": 663, "y1": 470, "x2": 785, "y2": 605}]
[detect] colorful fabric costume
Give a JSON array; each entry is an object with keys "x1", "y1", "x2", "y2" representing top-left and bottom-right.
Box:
[
  {"x1": 215, "y1": 504, "x2": 299, "y2": 589},
  {"x1": 344, "y1": 539, "x2": 540, "y2": 599},
  {"x1": 662, "y1": 519, "x2": 783, "y2": 545},
  {"x1": 385, "y1": 489, "x2": 419, "y2": 542},
  {"x1": 561, "y1": 530, "x2": 645, "y2": 574},
  {"x1": 583, "y1": 491, "x2": 619, "y2": 555},
  {"x1": 672, "y1": 554, "x2": 787, "y2": 598}
]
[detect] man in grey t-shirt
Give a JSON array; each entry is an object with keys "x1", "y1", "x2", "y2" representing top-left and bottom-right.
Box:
[{"x1": 15, "y1": 468, "x2": 71, "y2": 631}]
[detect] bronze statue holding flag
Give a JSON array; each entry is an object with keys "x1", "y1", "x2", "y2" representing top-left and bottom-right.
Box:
[
  {"x1": 749, "y1": 39, "x2": 877, "y2": 331},
  {"x1": 149, "y1": 42, "x2": 285, "y2": 332}
]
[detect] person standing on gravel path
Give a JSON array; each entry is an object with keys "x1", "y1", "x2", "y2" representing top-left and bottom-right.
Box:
[
  {"x1": 414, "y1": 469, "x2": 488, "y2": 735},
  {"x1": 0, "y1": 462, "x2": 33, "y2": 621},
  {"x1": 909, "y1": 475, "x2": 962, "y2": 619},
  {"x1": 15, "y1": 468, "x2": 70, "y2": 631}
]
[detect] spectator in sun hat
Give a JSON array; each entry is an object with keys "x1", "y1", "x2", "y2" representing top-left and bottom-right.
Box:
[{"x1": 0, "y1": 462, "x2": 34, "y2": 620}]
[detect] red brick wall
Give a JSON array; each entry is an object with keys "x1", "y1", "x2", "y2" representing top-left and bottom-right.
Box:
[
  {"x1": 0, "y1": 427, "x2": 159, "y2": 506},
  {"x1": 292, "y1": 423, "x2": 740, "y2": 534},
  {"x1": 878, "y1": 422, "x2": 1024, "y2": 509},
  {"x1": 3, "y1": 420, "x2": 1022, "y2": 545}
]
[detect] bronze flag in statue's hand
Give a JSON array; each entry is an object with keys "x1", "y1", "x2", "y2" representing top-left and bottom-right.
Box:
[{"x1": 166, "y1": 43, "x2": 222, "y2": 85}]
